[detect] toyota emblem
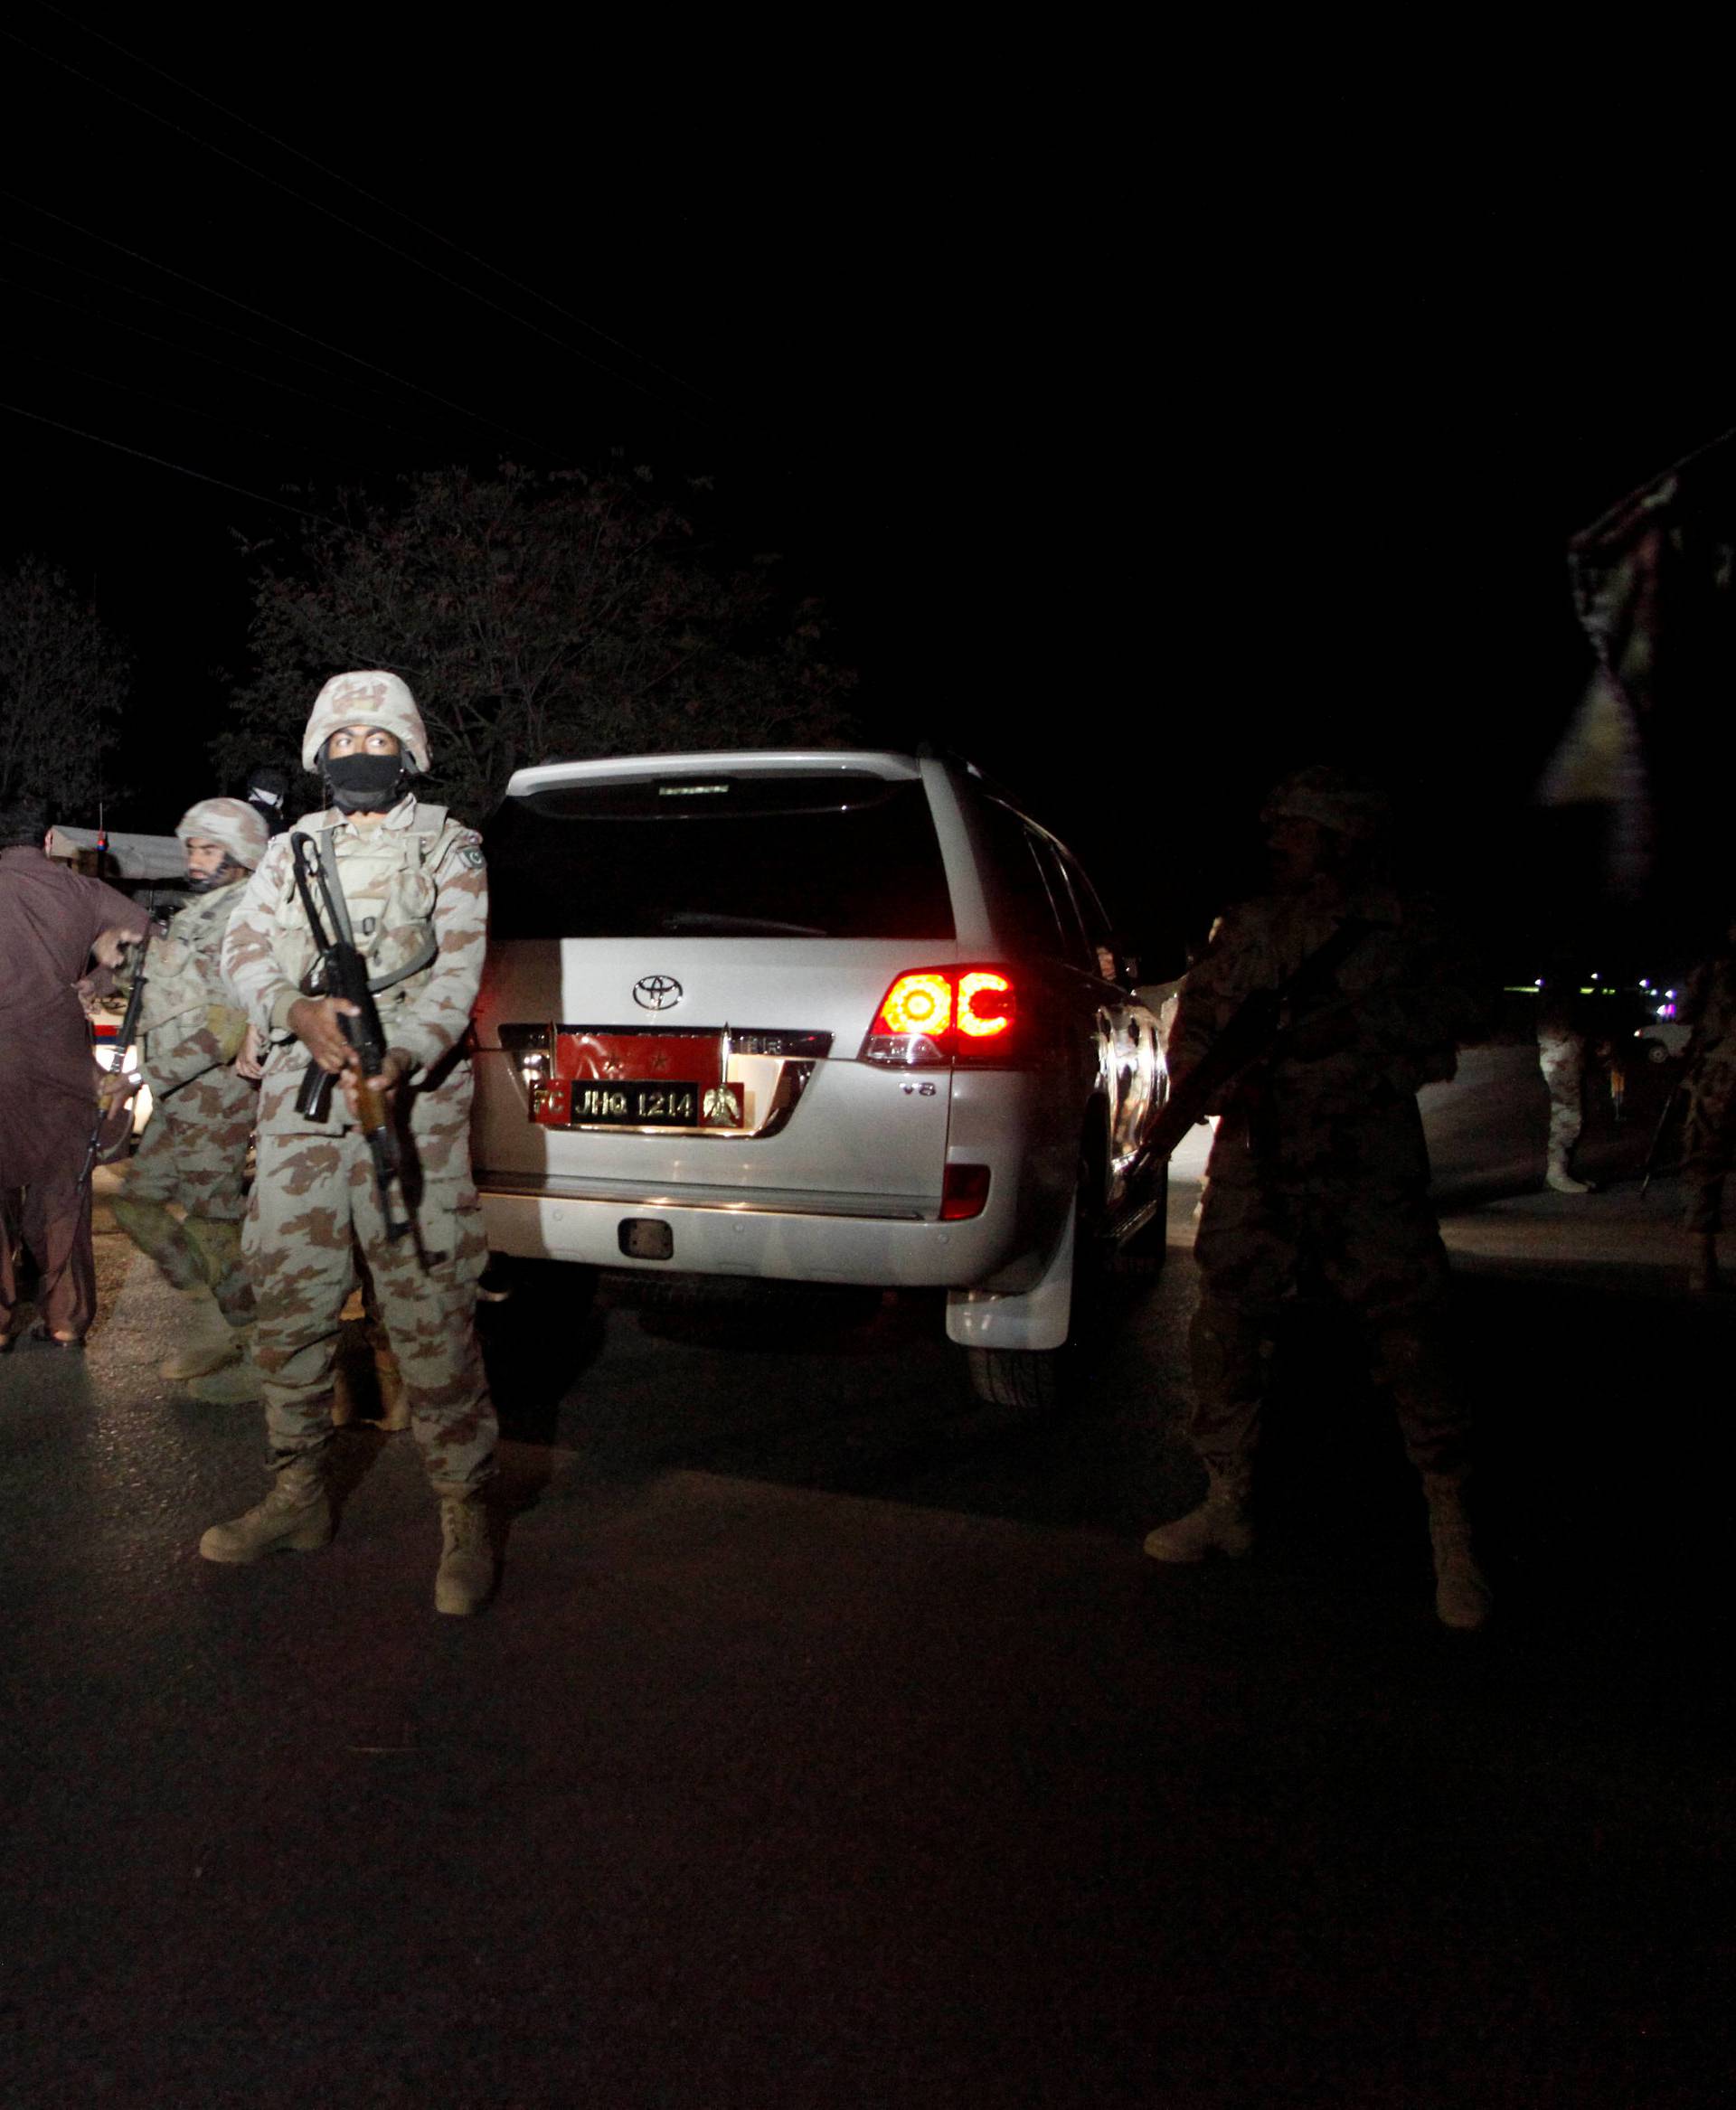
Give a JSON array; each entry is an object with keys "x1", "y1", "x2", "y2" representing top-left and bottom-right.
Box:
[{"x1": 633, "y1": 974, "x2": 684, "y2": 1011}]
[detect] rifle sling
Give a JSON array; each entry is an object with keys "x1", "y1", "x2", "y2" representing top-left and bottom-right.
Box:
[
  {"x1": 311, "y1": 830, "x2": 438, "y2": 995},
  {"x1": 1192, "y1": 914, "x2": 1381, "y2": 1107},
  {"x1": 1277, "y1": 915, "x2": 1378, "y2": 1013}
]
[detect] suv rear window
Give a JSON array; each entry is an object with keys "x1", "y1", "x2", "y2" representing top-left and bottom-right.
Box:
[{"x1": 485, "y1": 772, "x2": 957, "y2": 940}]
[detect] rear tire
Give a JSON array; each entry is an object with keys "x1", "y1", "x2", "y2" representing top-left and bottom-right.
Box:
[
  {"x1": 965, "y1": 1342, "x2": 1063, "y2": 1411},
  {"x1": 961, "y1": 1135, "x2": 1108, "y2": 1411}
]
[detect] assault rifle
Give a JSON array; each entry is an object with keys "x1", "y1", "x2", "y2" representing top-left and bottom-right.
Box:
[
  {"x1": 1637, "y1": 1011, "x2": 1705, "y2": 1195},
  {"x1": 1145, "y1": 917, "x2": 1378, "y2": 1162},
  {"x1": 83, "y1": 927, "x2": 154, "y2": 1181},
  {"x1": 289, "y1": 831, "x2": 410, "y2": 1239},
  {"x1": 1640, "y1": 1076, "x2": 1693, "y2": 1196}
]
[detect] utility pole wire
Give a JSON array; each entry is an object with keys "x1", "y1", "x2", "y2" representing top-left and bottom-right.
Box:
[
  {"x1": 0, "y1": 274, "x2": 454, "y2": 448},
  {"x1": 6, "y1": 340, "x2": 319, "y2": 454},
  {"x1": 25, "y1": 8, "x2": 721, "y2": 429},
  {"x1": 1, "y1": 400, "x2": 344, "y2": 525},
  {"x1": 0, "y1": 169, "x2": 555, "y2": 454},
  {"x1": 0, "y1": 234, "x2": 466, "y2": 445}
]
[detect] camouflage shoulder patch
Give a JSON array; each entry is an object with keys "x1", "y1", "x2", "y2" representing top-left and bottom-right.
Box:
[{"x1": 460, "y1": 845, "x2": 486, "y2": 870}]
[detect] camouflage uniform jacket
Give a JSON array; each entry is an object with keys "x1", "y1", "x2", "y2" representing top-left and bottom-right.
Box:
[
  {"x1": 1171, "y1": 879, "x2": 1484, "y2": 1175},
  {"x1": 1679, "y1": 952, "x2": 1736, "y2": 1064},
  {"x1": 221, "y1": 795, "x2": 488, "y2": 1141},
  {"x1": 123, "y1": 879, "x2": 251, "y2": 1097}
]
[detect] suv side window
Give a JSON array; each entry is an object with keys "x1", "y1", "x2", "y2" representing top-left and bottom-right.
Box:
[
  {"x1": 1058, "y1": 848, "x2": 1119, "y2": 981},
  {"x1": 1026, "y1": 832, "x2": 1093, "y2": 971},
  {"x1": 975, "y1": 799, "x2": 1071, "y2": 960}
]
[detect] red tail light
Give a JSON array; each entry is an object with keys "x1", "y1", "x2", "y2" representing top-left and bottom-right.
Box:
[
  {"x1": 877, "y1": 971, "x2": 953, "y2": 1038},
  {"x1": 958, "y1": 971, "x2": 1014, "y2": 1038},
  {"x1": 862, "y1": 966, "x2": 1019, "y2": 1066},
  {"x1": 940, "y1": 1163, "x2": 992, "y2": 1220}
]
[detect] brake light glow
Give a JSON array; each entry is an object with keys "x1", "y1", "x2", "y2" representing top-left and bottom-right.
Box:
[
  {"x1": 940, "y1": 1163, "x2": 992, "y2": 1220},
  {"x1": 862, "y1": 966, "x2": 1020, "y2": 1066},
  {"x1": 878, "y1": 972, "x2": 953, "y2": 1037},
  {"x1": 958, "y1": 971, "x2": 1012, "y2": 1039}
]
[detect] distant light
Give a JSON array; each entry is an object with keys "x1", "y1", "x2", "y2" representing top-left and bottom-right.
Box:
[
  {"x1": 1590, "y1": 971, "x2": 1599, "y2": 980},
  {"x1": 1666, "y1": 989, "x2": 1676, "y2": 999},
  {"x1": 1641, "y1": 979, "x2": 1650, "y2": 989}
]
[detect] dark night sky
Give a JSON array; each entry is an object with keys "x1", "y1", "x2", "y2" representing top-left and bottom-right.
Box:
[{"x1": 5, "y1": 16, "x2": 1732, "y2": 970}]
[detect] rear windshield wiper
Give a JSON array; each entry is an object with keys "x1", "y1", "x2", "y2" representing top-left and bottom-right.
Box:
[{"x1": 661, "y1": 910, "x2": 829, "y2": 937}]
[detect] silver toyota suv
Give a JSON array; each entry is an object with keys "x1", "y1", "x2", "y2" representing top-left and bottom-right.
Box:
[{"x1": 472, "y1": 749, "x2": 1168, "y2": 1402}]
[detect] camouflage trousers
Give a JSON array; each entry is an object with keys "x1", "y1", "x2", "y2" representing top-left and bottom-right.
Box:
[
  {"x1": 1537, "y1": 1025, "x2": 1584, "y2": 1162},
  {"x1": 1683, "y1": 1050, "x2": 1736, "y2": 1236},
  {"x1": 111, "y1": 1069, "x2": 256, "y2": 1326},
  {"x1": 245, "y1": 1124, "x2": 496, "y2": 1491},
  {"x1": 1189, "y1": 1098, "x2": 1468, "y2": 1478}
]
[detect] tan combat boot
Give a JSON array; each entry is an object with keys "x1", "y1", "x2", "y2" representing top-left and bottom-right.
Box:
[
  {"x1": 160, "y1": 1288, "x2": 241, "y2": 1380},
  {"x1": 330, "y1": 1362, "x2": 360, "y2": 1427},
  {"x1": 1422, "y1": 1473, "x2": 1492, "y2": 1630},
  {"x1": 330, "y1": 1349, "x2": 410, "y2": 1429},
  {"x1": 199, "y1": 1455, "x2": 332, "y2": 1563},
  {"x1": 1544, "y1": 1146, "x2": 1593, "y2": 1196},
  {"x1": 1686, "y1": 1232, "x2": 1719, "y2": 1295},
  {"x1": 1143, "y1": 1464, "x2": 1255, "y2": 1562},
  {"x1": 187, "y1": 1332, "x2": 263, "y2": 1404},
  {"x1": 432, "y1": 1483, "x2": 495, "y2": 1615},
  {"x1": 374, "y1": 1349, "x2": 410, "y2": 1433}
]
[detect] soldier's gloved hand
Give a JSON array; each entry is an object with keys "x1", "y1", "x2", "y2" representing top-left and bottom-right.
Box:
[
  {"x1": 234, "y1": 1023, "x2": 267, "y2": 1082},
  {"x1": 288, "y1": 994, "x2": 364, "y2": 1074},
  {"x1": 341, "y1": 1049, "x2": 412, "y2": 1122}
]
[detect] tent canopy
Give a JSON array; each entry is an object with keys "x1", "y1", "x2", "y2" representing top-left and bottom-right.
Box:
[{"x1": 46, "y1": 826, "x2": 188, "y2": 881}]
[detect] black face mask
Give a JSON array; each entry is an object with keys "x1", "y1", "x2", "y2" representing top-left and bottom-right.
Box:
[{"x1": 323, "y1": 753, "x2": 406, "y2": 812}]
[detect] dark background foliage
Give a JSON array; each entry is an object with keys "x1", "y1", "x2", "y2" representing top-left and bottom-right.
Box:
[
  {"x1": 5, "y1": 16, "x2": 1735, "y2": 975},
  {"x1": 0, "y1": 556, "x2": 127, "y2": 811},
  {"x1": 215, "y1": 465, "x2": 857, "y2": 817}
]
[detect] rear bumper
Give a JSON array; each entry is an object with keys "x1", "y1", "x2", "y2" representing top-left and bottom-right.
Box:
[{"x1": 476, "y1": 1170, "x2": 1024, "y2": 1288}]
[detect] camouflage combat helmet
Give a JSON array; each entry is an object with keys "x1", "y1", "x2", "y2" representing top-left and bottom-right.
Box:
[
  {"x1": 1260, "y1": 765, "x2": 1390, "y2": 842},
  {"x1": 300, "y1": 671, "x2": 430, "y2": 774},
  {"x1": 175, "y1": 796, "x2": 269, "y2": 870}
]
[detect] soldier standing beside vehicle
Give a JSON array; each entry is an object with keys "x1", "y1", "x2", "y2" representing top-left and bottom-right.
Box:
[
  {"x1": 103, "y1": 798, "x2": 269, "y2": 1396},
  {"x1": 1536, "y1": 968, "x2": 1596, "y2": 1195},
  {"x1": 200, "y1": 672, "x2": 498, "y2": 1614},
  {"x1": 1141, "y1": 768, "x2": 1494, "y2": 1630},
  {"x1": 1676, "y1": 921, "x2": 1736, "y2": 1294}
]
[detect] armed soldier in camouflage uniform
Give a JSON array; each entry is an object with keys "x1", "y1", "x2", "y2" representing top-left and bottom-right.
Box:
[
  {"x1": 105, "y1": 798, "x2": 268, "y2": 1392},
  {"x1": 1677, "y1": 924, "x2": 1736, "y2": 1293},
  {"x1": 1142, "y1": 768, "x2": 1493, "y2": 1629},
  {"x1": 199, "y1": 672, "x2": 498, "y2": 1615},
  {"x1": 1536, "y1": 980, "x2": 1594, "y2": 1195}
]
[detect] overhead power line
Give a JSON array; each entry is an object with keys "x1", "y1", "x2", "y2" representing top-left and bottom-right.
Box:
[
  {"x1": 0, "y1": 178, "x2": 555, "y2": 455},
  {"x1": 24, "y1": 10, "x2": 721, "y2": 430},
  {"x1": 0, "y1": 233, "x2": 458, "y2": 445},
  {"x1": 2, "y1": 399, "x2": 344, "y2": 525},
  {"x1": 5, "y1": 340, "x2": 316, "y2": 454},
  {"x1": 0, "y1": 273, "x2": 450, "y2": 448}
]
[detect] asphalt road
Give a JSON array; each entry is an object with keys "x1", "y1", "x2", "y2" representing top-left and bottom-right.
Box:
[{"x1": 0, "y1": 1046, "x2": 1729, "y2": 2108}]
